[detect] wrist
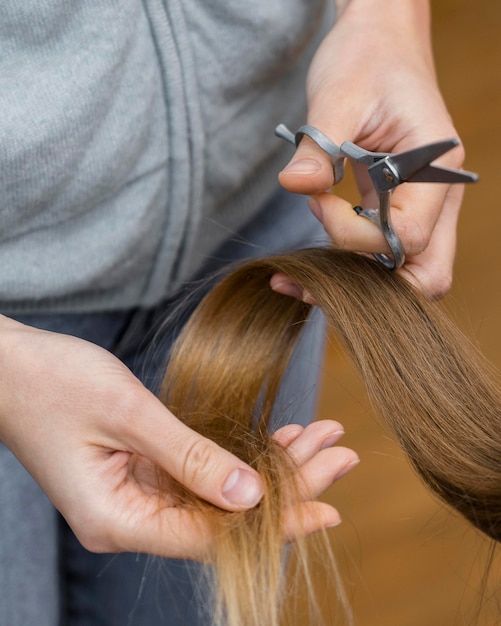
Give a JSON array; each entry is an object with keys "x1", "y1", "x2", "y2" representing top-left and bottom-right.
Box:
[
  {"x1": 0, "y1": 316, "x2": 51, "y2": 447},
  {"x1": 0, "y1": 315, "x2": 28, "y2": 441},
  {"x1": 336, "y1": 0, "x2": 434, "y2": 77}
]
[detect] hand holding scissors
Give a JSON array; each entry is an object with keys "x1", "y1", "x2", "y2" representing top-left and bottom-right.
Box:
[
  {"x1": 276, "y1": 124, "x2": 478, "y2": 270},
  {"x1": 273, "y1": 2, "x2": 478, "y2": 300}
]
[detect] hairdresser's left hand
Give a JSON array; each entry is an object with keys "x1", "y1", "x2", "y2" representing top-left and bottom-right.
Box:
[
  {"x1": 278, "y1": 0, "x2": 465, "y2": 300},
  {"x1": 131, "y1": 420, "x2": 359, "y2": 549},
  {"x1": 0, "y1": 316, "x2": 357, "y2": 562}
]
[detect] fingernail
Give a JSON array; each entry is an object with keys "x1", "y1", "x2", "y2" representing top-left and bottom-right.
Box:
[
  {"x1": 307, "y1": 197, "x2": 322, "y2": 220},
  {"x1": 335, "y1": 458, "x2": 361, "y2": 480},
  {"x1": 320, "y1": 430, "x2": 345, "y2": 450},
  {"x1": 326, "y1": 517, "x2": 342, "y2": 529},
  {"x1": 282, "y1": 159, "x2": 321, "y2": 175},
  {"x1": 302, "y1": 289, "x2": 316, "y2": 305},
  {"x1": 222, "y1": 469, "x2": 263, "y2": 508},
  {"x1": 272, "y1": 281, "x2": 304, "y2": 301}
]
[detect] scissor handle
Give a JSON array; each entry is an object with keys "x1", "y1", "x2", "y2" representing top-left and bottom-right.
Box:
[
  {"x1": 354, "y1": 190, "x2": 405, "y2": 270},
  {"x1": 275, "y1": 123, "x2": 405, "y2": 269},
  {"x1": 275, "y1": 124, "x2": 347, "y2": 184}
]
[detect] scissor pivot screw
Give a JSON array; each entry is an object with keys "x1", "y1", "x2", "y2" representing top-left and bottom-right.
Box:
[{"x1": 383, "y1": 167, "x2": 395, "y2": 182}]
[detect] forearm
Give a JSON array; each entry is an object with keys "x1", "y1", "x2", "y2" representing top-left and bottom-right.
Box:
[
  {"x1": 0, "y1": 314, "x2": 32, "y2": 444},
  {"x1": 336, "y1": 0, "x2": 430, "y2": 21}
]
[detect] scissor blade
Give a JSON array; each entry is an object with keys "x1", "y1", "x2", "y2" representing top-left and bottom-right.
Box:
[
  {"x1": 388, "y1": 139, "x2": 460, "y2": 182},
  {"x1": 408, "y1": 164, "x2": 479, "y2": 184}
]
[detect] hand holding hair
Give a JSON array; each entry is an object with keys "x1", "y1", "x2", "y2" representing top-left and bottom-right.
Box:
[{"x1": 0, "y1": 314, "x2": 353, "y2": 561}]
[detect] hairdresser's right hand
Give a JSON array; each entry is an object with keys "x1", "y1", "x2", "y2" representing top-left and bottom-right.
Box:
[
  {"x1": 278, "y1": 0, "x2": 464, "y2": 301},
  {"x1": 0, "y1": 316, "x2": 353, "y2": 559}
]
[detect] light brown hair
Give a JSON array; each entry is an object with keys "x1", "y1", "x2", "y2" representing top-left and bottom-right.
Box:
[{"x1": 157, "y1": 247, "x2": 501, "y2": 625}]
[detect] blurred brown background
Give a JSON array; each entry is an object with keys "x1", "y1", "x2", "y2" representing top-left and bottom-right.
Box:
[{"x1": 292, "y1": 1, "x2": 501, "y2": 624}]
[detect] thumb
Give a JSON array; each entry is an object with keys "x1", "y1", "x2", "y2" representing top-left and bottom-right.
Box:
[
  {"x1": 278, "y1": 134, "x2": 335, "y2": 195},
  {"x1": 116, "y1": 389, "x2": 264, "y2": 511},
  {"x1": 278, "y1": 91, "x2": 362, "y2": 196}
]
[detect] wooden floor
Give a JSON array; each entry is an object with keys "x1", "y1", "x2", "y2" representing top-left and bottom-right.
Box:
[{"x1": 289, "y1": 1, "x2": 501, "y2": 624}]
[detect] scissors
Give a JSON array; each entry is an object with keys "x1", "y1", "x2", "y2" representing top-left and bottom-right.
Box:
[{"x1": 275, "y1": 123, "x2": 479, "y2": 270}]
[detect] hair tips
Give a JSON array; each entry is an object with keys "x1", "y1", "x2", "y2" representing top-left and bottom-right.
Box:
[{"x1": 157, "y1": 247, "x2": 500, "y2": 625}]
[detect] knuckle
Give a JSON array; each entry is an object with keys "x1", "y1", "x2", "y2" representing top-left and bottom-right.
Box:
[
  {"x1": 399, "y1": 222, "x2": 429, "y2": 257},
  {"x1": 328, "y1": 220, "x2": 350, "y2": 249},
  {"x1": 181, "y1": 436, "x2": 217, "y2": 487},
  {"x1": 412, "y1": 268, "x2": 453, "y2": 301},
  {"x1": 428, "y1": 273, "x2": 453, "y2": 301}
]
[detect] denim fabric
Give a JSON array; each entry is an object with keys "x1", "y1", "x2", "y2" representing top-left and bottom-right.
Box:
[{"x1": 0, "y1": 189, "x2": 328, "y2": 625}]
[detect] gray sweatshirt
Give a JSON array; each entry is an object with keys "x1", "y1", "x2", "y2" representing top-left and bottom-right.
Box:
[{"x1": 0, "y1": 0, "x2": 334, "y2": 312}]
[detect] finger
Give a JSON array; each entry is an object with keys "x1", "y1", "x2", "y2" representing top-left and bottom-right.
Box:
[
  {"x1": 278, "y1": 135, "x2": 336, "y2": 195},
  {"x1": 76, "y1": 456, "x2": 348, "y2": 558},
  {"x1": 286, "y1": 420, "x2": 346, "y2": 465},
  {"x1": 398, "y1": 182, "x2": 463, "y2": 299},
  {"x1": 309, "y1": 194, "x2": 389, "y2": 253},
  {"x1": 134, "y1": 500, "x2": 344, "y2": 555},
  {"x1": 278, "y1": 86, "x2": 363, "y2": 196},
  {"x1": 283, "y1": 501, "x2": 342, "y2": 541},
  {"x1": 112, "y1": 388, "x2": 264, "y2": 512},
  {"x1": 309, "y1": 182, "x2": 458, "y2": 261},
  {"x1": 272, "y1": 424, "x2": 305, "y2": 448},
  {"x1": 370, "y1": 139, "x2": 464, "y2": 259},
  {"x1": 270, "y1": 273, "x2": 317, "y2": 305},
  {"x1": 295, "y1": 446, "x2": 360, "y2": 501},
  {"x1": 116, "y1": 499, "x2": 341, "y2": 559},
  {"x1": 388, "y1": 182, "x2": 452, "y2": 258}
]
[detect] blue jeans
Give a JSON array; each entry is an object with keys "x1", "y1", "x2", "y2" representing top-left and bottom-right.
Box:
[{"x1": 0, "y1": 190, "x2": 328, "y2": 625}]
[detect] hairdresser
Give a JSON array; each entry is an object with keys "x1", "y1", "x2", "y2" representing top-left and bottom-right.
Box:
[{"x1": 0, "y1": 1, "x2": 464, "y2": 625}]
